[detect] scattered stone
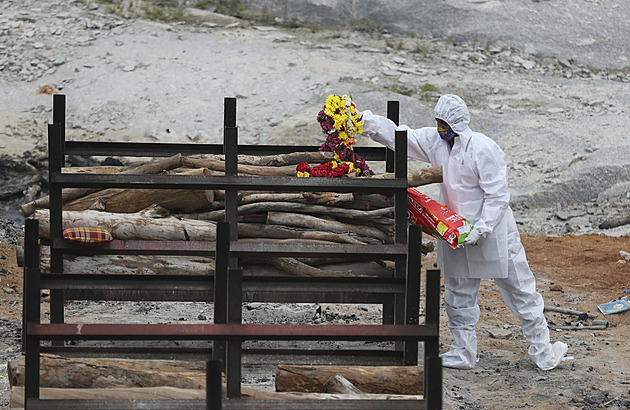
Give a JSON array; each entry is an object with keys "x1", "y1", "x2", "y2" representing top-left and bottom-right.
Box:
[
  {"x1": 36, "y1": 84, "x2": 57, "y2": 94},
  {"x1": 488, "y1": 329, "x2": 511, "y2": 339}
]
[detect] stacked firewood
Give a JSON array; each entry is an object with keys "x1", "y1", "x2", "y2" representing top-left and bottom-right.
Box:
[
  {"x1": 19, "y1": 152, "x2": 442, "y2": 277},
  {"x1": 8, "y1": 355, "x2": 424, "y2": 404}
]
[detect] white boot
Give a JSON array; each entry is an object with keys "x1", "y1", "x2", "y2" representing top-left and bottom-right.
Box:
[
  {"x1": 440, "y1": 328, "x2": 478, "y2": 370},
  {"x1": 442, "y1": 280, "x2": 481, "y2": 370},
  {"x1": 440, "y1": 348, "x2": 477, "y2": 369},
  {"x1": 533, "y1": 341, "x2": 570, "y2": 371}
]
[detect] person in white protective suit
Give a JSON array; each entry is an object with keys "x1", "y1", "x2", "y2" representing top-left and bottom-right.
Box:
[{"x1": 361, "y1": 94, "x2": 570, "y2": 370}]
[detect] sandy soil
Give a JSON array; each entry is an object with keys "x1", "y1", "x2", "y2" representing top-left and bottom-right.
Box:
[{"x1": 1, "y1": 235, "x2": 629, "y2": 409}]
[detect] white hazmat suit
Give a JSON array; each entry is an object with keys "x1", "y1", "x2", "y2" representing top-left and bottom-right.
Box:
[{"x1": 361, "y1": 94, "x2": 569, "y2": 370}]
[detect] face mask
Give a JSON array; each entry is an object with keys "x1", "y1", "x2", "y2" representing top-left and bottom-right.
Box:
[{"x1": 438, "y1": 126, "x2": 457, "y2": 142}]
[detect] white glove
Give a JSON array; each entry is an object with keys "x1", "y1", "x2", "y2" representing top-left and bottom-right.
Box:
[{"x1": 464, "y1": 228, "x2": 482, "y2": 246}]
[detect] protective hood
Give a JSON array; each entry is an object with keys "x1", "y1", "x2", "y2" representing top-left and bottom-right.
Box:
[{"x1": 434, "y1": 94, "x2": 470, "y2": 135}]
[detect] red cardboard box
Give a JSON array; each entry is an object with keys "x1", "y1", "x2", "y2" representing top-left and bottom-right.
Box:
[{"x1": 407, "y1": 188, "x2": 472, "y2": 249}]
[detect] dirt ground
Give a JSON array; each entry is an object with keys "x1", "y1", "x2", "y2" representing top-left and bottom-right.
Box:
[{"x1": 1, "y1": 234, "x2": 629, "y2": 409}]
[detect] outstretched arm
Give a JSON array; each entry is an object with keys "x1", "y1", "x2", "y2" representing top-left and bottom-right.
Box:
[{"x1": 361, "y1": 110, "x2": 433, "y2": 163}]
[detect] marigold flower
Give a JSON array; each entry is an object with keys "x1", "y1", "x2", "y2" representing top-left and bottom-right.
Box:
[{"x1": 296, "y1": 94, "x2": 374, "y2": 178}]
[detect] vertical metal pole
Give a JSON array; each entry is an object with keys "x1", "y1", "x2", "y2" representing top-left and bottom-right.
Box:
[
  {"x1": 425, "y1": 355, "x2": 443, "y2": 410},
  {"x1": 23, "y1": 219, "x2": 41, "y2": 402},
  {"x1": 223, "y1": 97, "x2": 239, "y2": 248},
  {"x1": 223, "y1": 98, "x2": 238, "y2": 268},
  {"x1": 47, "y1": 122, "x2": 65, "y2": 330},
  {"x1": 394, "y1": 129, "x2": 408, "y2": 246},
  {"x1": 394, "y1": 129, "x2": 408, "y2": 337},
  {"x1": 222, "y1": 97, "x2": 241, "y2": 398},
  {"x1": 213, "y1": 222, "x2": 229, "y2": 370},
  {"x1": 53, "y1": 94, "x2": 65, "y2": 158},
  {"x1": 52, "y1": 94, "x2": 65, "y2": 125},
  {"x1": 386, "y1": 100, "x2": 399, "y2": 173},
  {"x1": 425, "y1": 269, "x2": 441, "y2": 359},
  {"x1": 425, "y1": 268, "x2": 442, "y2": 408},
  {"x1": 226, "y1": 267, "x2": 243, "y2": 399},
  {"x1": 206, "y1": 360, "x2": 222, "y2": 410},
  {"x1": 224, "y1": 123, "x2": 238, "y2": 242},
  {"x1": 403, "y1": 225, "x2": 422, "y2": 365},
  {"x1": 382, "y1": 101, "x2": 400, "y2": 327}
]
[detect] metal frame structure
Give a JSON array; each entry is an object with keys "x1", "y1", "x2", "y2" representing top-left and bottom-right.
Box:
[{"x1": 21, "y1": 94, "x2": 443, "y2": 409}]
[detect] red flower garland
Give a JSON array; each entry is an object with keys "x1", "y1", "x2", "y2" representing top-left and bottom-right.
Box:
[{"x1": 296, "y1": 161, "x2": 350, "y2": 178}]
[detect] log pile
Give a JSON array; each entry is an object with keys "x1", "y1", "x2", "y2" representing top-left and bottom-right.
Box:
[
  {"x1": 13, "y1": 152, "x2": 438, "y2": 406},
  {"x1": 20, "y1": 151, "x2": 441, "y2": 277},
  {"x1": 8, "y1": 355, "x2": 423, "y2": 405}
]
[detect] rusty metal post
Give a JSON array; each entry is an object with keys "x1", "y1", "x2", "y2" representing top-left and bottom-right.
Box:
[
  {"x1": 206, "y1": 360, "x2": 222, "y2": 410},
  {"x1": 48, "y1": 120, "x2": 65, "y2": 334},
  {"x1": 23, "y1": 219, "x2": 41, "y2": 403},
  {"x1": 425, "y1": 354, "x2": 443, "y2": 410},
  {"x1": 53, "y1": 93, "x2": 65, "y2": 157},
  {"x1": 403, "y1": 225, "x2": 422, "y2": 365},
  {"x1": 382, "y1": 101, "x2": 400, "y2": 327},
  {"x1": 213, "y1": 222, "x2": 230, "y2": 370},
  {"x1": 425, "y1": 268, "x2": 441, "y2": 358},
  {"x1": 223, "y1": 97, "x2": 238, "y2": 245},
  {"x1": 226, "y1": 266, "x2": 243, "y2": 399},
  {"x1": 393, "y1": 129, "x2": 409, "y2": 345},
  {"x1": 386, "y1": 100, "x2": 399, "y2": 173}
]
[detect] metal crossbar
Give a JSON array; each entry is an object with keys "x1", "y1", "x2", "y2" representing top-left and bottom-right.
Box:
[{"x1": 27, "y1": 323, "x2": 438, "y2": 341}]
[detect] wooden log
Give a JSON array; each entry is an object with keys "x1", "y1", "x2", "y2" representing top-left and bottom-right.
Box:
[
  {"x1": 62, "y1": 166, "x2": 131, "y2": 174},
  {"x1": 324, "y1": 375, "x2": 365, "y2": 394},
  {"x1": 34, "y1": 206, "x2": 217, "y2": 241},
  {"x1": 9, "y1": 386, "x2": 422, "y2": 407},
  {"x1": 182, "y1": 157, "x2": 296, "y2": 176},
  {"x1": 8, "y1": 354, "x2": 207, "y2": 389},
  {"x1": 64, "y1": 188, "x2": 213, "y2": 213},
  {"x1": 9, "y1": 387, "x2": 206, "y2": 407},
  {"x1": 19, "y1": 243, "x2": 391, "y2": 277},
  {"x1": 266, "y1": 212, "x2": 391, "y2": 243},
  {"x1": 189, "y1": 151, "x2": 336, "y2": 166},
  {"x1": 549, "y1": 325, "x2": 608, "y2": 331},
  {"x1": 275, "y1": 364, "x2": 424, "y2": 395},
  {"x1": 25, "y1": 244, "x2": 214, "y2": 274},
  {"x1": 63, "y1": 168, "x2": 214, "y2": 213},
  {"x1": 195, "y1": 202, "x2": 394, "y2": 225},
  {"x1": 238, "y1": 191, "x2": 354, "y2": 206},
  {"x1": 240, "y1": 260, "x2": 392, "y2": 278},
  {"x1": 9, "y1": 356, "x2": 422, "y2": 404},
  {"x1": 237, "y1": 223, "x2": 373, "y2": 245},
  {"x1": 351, "y1": 193, "x2": 394, "y2": 209},
  {"x1": 354, "y1": 166, "x2": 442, "y2": 187},
  {"x1": 544, "y1": 306, "x2": 598, "y2": 319},
  {"x1": 599, "y1": 214, "x2": 630, "y2": 229},
  {"x1": 239, "y1": 388, "x2": 422, "y2": 401},
  {"x1": 192, "y1": 191, "x2": 355, "y2": 207},
  {"x1": 21, "y1": 154, "x2": 185, "y2": 216},
  {"x1": 262, "y1": 257, "x2": 359, "y2": 277},
  {"x1": 408, "y1": 166, "x2": 443, "y2": 186}
]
